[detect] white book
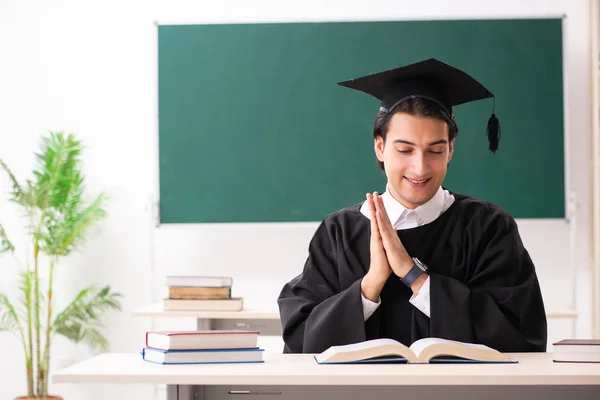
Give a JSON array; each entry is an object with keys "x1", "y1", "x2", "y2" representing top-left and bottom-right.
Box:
[
  {"x1": 146, "y1": 330, "x2": 259, "y2": 350},
  {"x1": 165, "y1": 275, "x2": 233, "y2": 288},
  {"x1": 315, "y1": 337, "x2": 514, "y2": 364},
  {"x1": 553, "y1": 339, "x2": 600, "y2": 363},
  {"x1": 163, "y1": 297, "x2": 243, "y2": 311}
]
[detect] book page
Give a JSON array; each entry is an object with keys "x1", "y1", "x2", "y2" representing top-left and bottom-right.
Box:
[
  {"x1": 409, "y1": 337, "x2": 492, "y2": 359},
  {"x1": 318, "y1": 338, "x2": 403, "y2": 361}
]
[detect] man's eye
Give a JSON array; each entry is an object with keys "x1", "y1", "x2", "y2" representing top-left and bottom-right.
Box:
[
  {"x1": 429, "y1": 150, "x2": 443, "y2": 154},
  {"x1": 397, "y1": 149, "x2": 411, "y2": 153}
]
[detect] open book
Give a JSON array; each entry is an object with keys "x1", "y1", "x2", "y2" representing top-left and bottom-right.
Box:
[{"x1": 315, "y1": 338, "x2": 515, "y2": 364}]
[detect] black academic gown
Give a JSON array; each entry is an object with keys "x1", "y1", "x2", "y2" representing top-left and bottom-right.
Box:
[{"x1": 277, "y1": 193, "x2": 548, "y2": 354}]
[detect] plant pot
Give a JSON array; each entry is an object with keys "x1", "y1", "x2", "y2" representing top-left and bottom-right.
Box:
[{"x1": 14, "y1": 396, "x2": 63, "y2": 400}]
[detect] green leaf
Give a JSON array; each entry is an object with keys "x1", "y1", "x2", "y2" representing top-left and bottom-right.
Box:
[
  {"x1": 0, "y1": 223, "x2": 14, "y2": 253},
  {"x1": 0, "y1": 293, "x2": 21, "y2": 334},
  {"x1": 19, "y1": 271, "x2": 33, "y2": 314},
  {"x1": 0, "y1": 292, "x2": 29, "y2": 378},
  {"x1": 42, "y1": 192, "x2": 107, "y2": 256},
  {"x1": 52, "y1": 285, "x2": 122, "y2": 352},
  {"x1": 0, "y1": 159, "x2": 24, "y2": 203},
  {"x1": 33, "y1": 132, "x2": 83, "y2": 211},
  {"x1": 17, "y1": 271, "x2": 43, "y2": 324},
  {"x1": 19, "y1": 131, "x2": 109, "y2": 257}
]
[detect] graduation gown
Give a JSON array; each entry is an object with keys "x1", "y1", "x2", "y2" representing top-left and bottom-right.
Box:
[{"x1": 277, "y1": 193, "x2": 548, "y2": 354}]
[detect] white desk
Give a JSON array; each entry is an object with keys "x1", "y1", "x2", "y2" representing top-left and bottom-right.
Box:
[{"x1": 53, "y1": 352, "x2": 600, "y2": 400}]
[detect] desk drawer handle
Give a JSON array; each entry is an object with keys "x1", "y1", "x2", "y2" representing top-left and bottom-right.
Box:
[{"x1": 228, "y1": 390, "x2": 282, "y2": 396}]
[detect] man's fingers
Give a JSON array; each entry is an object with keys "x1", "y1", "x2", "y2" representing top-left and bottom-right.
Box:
[
  {"x1": 374, "y1": 192, "x2": 391, "y2": 223},
  {"x1": 376, "y1": 211, "x2": 386, "y2": 237},
  {"x1": 366, "y1": 193, "x2": 375, "y2": 214},
  {"x1": 371, "y1": 214, "x2": 382, "y2": 244},
  {"x1": 368, "y1": 193, "x2": 379, "y2": 217},
  {"x1": 367, "y1": 193, "x2": 376, "y2": 225},
  {"x1": 367, "y1": 193, "x2": 383, "y2": 246},
  {"x1": 373, "y1": 193, "x2": 394, "y2": 237},
  {"x1": 376, "y1": 210, "x2": 391, "y2": 246}
]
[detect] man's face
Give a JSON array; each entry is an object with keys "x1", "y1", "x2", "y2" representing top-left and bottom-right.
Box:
[{"x1": 375, "y1": 112, "x2": 454, "y2": 209}]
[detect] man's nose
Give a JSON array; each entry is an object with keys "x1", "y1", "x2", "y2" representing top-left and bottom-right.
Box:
[{"x1": 410, "y1": 152, "x2": 427, "y2": 176}]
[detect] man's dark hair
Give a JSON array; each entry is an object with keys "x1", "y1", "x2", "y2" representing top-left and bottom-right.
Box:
[{"x1": 372, "y1": 97, "x2": 459, "y2": 171}]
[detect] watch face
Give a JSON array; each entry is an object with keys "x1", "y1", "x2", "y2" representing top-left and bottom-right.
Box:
[{"x1": 413, "y1": 257, "x2": 428, "y2": 272}]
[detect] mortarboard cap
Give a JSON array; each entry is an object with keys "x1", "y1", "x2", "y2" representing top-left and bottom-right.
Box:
[{"x1": 337, "y1": 58, "x2": 501, "y2": 153}]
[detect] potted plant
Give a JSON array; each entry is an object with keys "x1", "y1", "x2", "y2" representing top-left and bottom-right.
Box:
[{"x1": 0, "y1": 132, "x2": 123, "y2": 399}]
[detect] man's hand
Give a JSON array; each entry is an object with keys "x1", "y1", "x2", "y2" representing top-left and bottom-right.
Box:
[
  {"x1": 372, "y1": 193, "x2": 426, "y2": 294},
  {"x1": 360, "y1": 192, "x2": 392, "y2": 302}
]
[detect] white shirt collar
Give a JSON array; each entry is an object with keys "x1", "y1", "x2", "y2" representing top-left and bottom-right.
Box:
[{"x1": 360, "y1": 186, "x2": 454, "y2": 229}]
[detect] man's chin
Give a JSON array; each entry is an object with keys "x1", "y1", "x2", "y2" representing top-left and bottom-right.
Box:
[
  {"x1": 388, "y1": 184, "x2": 436, "y2": 208},
  {"x1": 400, "y1": 193, "x2": 434, "y2": 208}
]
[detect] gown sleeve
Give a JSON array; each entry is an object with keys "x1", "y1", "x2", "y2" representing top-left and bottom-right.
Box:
[
  {"x1": 277, "y1": 220, "x2": 380, "y2": 353},
  {"x1": 428, "y1": 211, "x2": 547, "y2": 352}
]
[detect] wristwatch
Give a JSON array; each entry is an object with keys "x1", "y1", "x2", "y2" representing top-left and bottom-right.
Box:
[{"x1": 400, "y1": 257, "x2": 429, "y2": 287}]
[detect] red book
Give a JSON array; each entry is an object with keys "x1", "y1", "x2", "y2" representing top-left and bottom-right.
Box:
[{"x1": 146, "y1": 330, "x2": 259, "y2": 350}]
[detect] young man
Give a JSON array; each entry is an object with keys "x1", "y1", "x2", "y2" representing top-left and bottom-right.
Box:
[{"x1": 277, "y1": 58, "x2": 548, "y2": 354}]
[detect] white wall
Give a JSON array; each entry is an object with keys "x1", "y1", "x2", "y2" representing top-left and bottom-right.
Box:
[{"x1": 0, "y1": 1, "x2": 592, "y2": 400}]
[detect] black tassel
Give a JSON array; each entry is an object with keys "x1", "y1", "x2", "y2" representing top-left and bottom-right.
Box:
[{"x1": 487, "y1": 113, "x2": 501, "y2": 154}]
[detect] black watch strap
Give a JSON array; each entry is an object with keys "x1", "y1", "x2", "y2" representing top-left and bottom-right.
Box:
[{"x1": 400, "y1": 258, "x2": 428, "y2": 287}]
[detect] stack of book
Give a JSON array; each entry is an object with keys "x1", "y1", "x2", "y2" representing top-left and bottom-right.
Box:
[
  {"x1": 142, "y1": 330, "x2": 264, "y2": 364},
  {"x1": 163, "y1": 275, "x2": 243, "y2": 311}
]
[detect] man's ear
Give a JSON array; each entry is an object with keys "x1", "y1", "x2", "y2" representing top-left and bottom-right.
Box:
[
  {"x1": 375, "y1": 136, "x2": 385, "y2": 162},
  {"x1": 447, "y1": 138, "x2": 455, "y2": 166}
]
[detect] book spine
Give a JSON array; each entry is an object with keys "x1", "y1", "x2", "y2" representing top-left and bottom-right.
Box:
[{"x1": 168, "y1": 286, "x2": 231, "y2": 299}]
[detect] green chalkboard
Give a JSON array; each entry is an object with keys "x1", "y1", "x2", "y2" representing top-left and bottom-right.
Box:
[{"x1": 158, "y1": 18, "x2": 564, "y2": 223}]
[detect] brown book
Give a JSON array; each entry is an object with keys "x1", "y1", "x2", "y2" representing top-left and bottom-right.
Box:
[{"x1": 169, "y1": 286, "x2": 231, "y2": 300}]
